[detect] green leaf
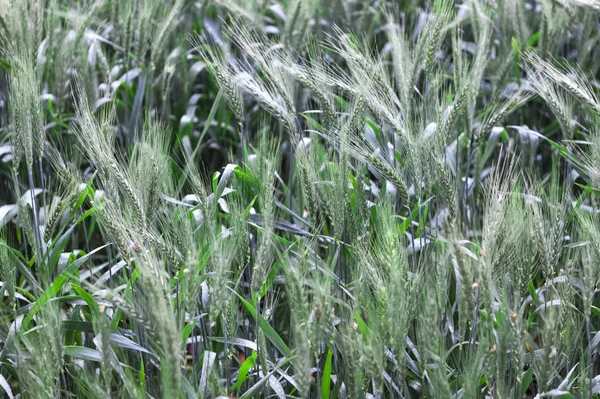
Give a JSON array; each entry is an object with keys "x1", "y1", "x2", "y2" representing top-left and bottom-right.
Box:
[
  {"x1": 64, "y1": 345, "x2": 102, "y2": 362},
  {"x1": 232, "y1": 289, "x2": 293, "y2": 359},
  {"x1": 528, "y1": 280, "x2": 541, "y2": 307},
  {"x1": 212, "y1": 171, "x2": 219, "y2": 193},
  {"x1": 21, "y1": 244, "x2": 109, "y2": 330},
  {"x1": 182, "y1": 319, "x2": 196, "y2": 347},
  {"x1": 62, "y1": 320, "x2": 157, "y2": 357},
  {"x1": 238, "y1": 357, "x2": 295, "y2": 399},
  {"x1": 512, "y1": 37, "x2": 521, "y2": 84},
  {"x1": 334, "y1": 95, "x2": 347, "y2": 108},
  {"x1": 365, "y1": 119, "x2": 383, "y2": 142},
  {"x1": 234, "y1": 167, "x2": 260, "y2": 192},
  {"x1": 71, "y1": 284, "x2": 99, "y2": 315},
  {"x1": 242, "y1": 196, "x2": 257, "y2": 219},
  {"x1": 109, "y1": 332, "x2": 157, "y2": 357},
  {"x1": 321, "y1": 349, "x2": 333, "y2": 399},
  {"x1": 0, "y1": 58, "x2": 11, "y2": 72},
  {"x1": 348, "y1": 172, "x2": 357, "y2": 188},
  {"x1": 215, "y1": 164, "x2": 239, "y2": 199},
  {"x1": 500, "y1": 129, "x2": 510, "y2": 145},
  {"x1": 48, "y1": 197, "x2": 96, "y2": 268},
  {"x1": 330, "y1": 366, "x2": 344, "y2": 399},
  {"x1": 398, "y1": 202, "x2": 420, "y2": 236},
  {"x1": 576, "y1": 183, "x2": 600, "y2": 196},
  {"x1": 522, "y1": 367, "x2": 533, "y2": 395},
  {"x1": 510, "y1": 126, "x2": 569, "y2": 158},
  {"x1": 139, "y1": 361, "x2": 146, "y2": 390},
  {"x1": 353, "y1": 314, "x2": 371, "y2": 341},
  {"x1": 15, "y1": 286, "x2": 35, "y2": 302},
  {"x1": 259, "y1": 260, "x2": 281, "y2": 299},
  {"x1": 72, "y1": 183, "x2": 94, "y2": 216},
  {"x1": 230, "y1": 351, "x2": 257, "y2": 392},
  {"x1": 194, "y1": 90, "x2": 222, "y2": 155},
  {"x1": 528, "y1": 31, "x2": 540, "y2": 48},
  {"x1": 300, "y1": 113, "x2": 324, "y2": 130}
]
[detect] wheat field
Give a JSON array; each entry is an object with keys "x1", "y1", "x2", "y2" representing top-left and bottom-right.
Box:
[{"x1": 1, "y1": 0, "x2": 600, "y2": 398}]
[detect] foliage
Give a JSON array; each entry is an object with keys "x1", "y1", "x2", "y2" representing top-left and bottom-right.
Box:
[{"x1": 1, "y1": 0, "x2": 600, "y2": 398}]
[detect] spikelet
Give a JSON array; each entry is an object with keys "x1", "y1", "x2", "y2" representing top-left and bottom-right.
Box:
[
  {"x1": 109, "y1": 163, "x2": 145, "y2": 228},
  {"x1": 523, "y1": 51, "x2": 600, "y2": 117},
  {"x1": 284, "y1": 258, "x2": 311, "y2": 394},
  {"x1": 476, "y1": 89, "x2": 535, "y2": 147},
  {"x1": 43, "y1": 190, "x2": 78, "y2": 243},
  {"x1": 440, "y1": 86, "x2": 469, "y2": 139},
  {"x1": 0, "y1": 239, "x2": 16, "y2": 309},
  {"x1": 250, "y1": 152, "x2": 276, "y2": 294},
  {"x1": 145, "y1": 156, "x2": 160, "y2": 225},
  {"x1": 424, "y1": 0, "x2": 453, "y2": 73},
  {"x1": 191, "y1": 36, "x2": 245, "y2": 125},
  {"x1": 434, "y1": 152, "x2": 456, "y2": 222},
  {"x1": 225, "y1": 23, "x2": 296, "y2": 115},
  {"x1": 233, "y1": 71, "x2": 297, "y2": 135},
  {"x1": 349, "y1": 96, "x2": 366, "y2": 132},
  {"x1": 525, "y1": 68, "x2": 573, "y2": 138},
  {"x1": 145, "y1": 232, "x2": 182, "y2": 271},
  {"x1": 365, "y1": 154, "x2": 410, "y2": 207},
  {"x1": 298, "y1": 155, "x2": 317, "y2": 224},
  {"x1": 452, "y1": 242, "x2": 474, "y2": 336},
  {"x1": 294, "y1": 70, "x2": 335, "y2": 128},
  {"x1": 97, "y1": 207, "x2": 130, "y2": 259}
]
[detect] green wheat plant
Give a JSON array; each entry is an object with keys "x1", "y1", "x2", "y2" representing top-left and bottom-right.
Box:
[{"x1": 2, "y1": 0, "x2": 600, "y2": 398}]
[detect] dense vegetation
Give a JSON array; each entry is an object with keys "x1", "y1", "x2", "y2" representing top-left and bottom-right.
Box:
[{"x1": 2, "y1": 0, "x2": 600, "y2": 397}]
